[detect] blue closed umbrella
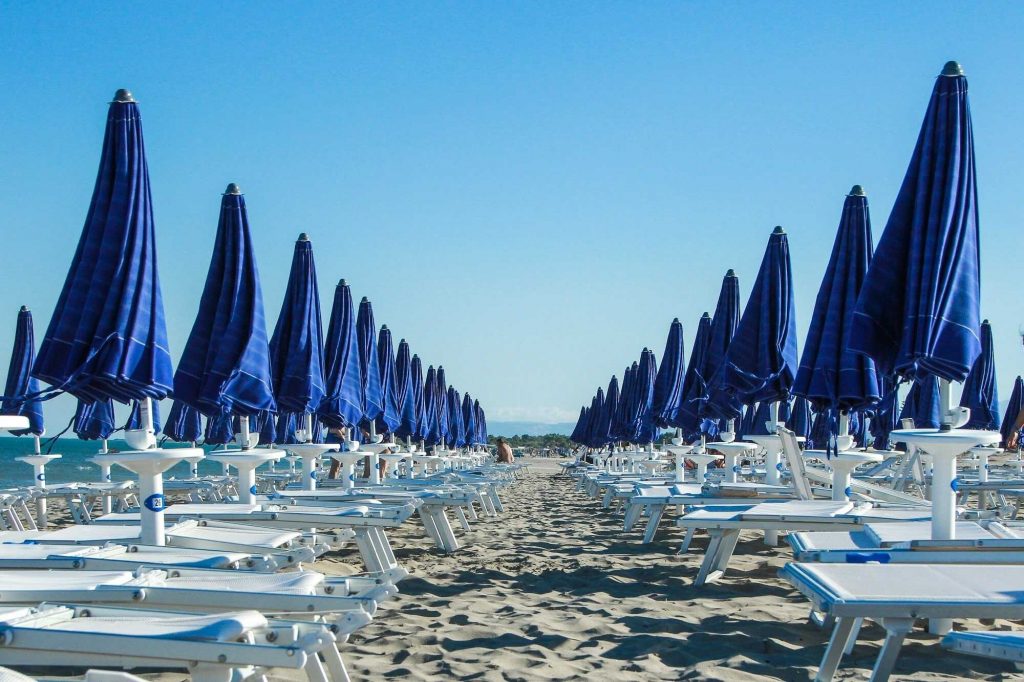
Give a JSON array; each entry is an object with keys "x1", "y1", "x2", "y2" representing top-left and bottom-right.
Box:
[
  {"x1": 422, "y1": 366, "x2": 441, "y2": 446},
  {"x1": 720, "y1": 226, "x2": 798, "y2": 406},
  {"x1": 674, "y1": 312, "x2": 713, "y2": 439},
  {"x1": 356, "y1": 298, "x2": 382, "y2": 429},
  {"x1": 745, "y1": 401, "x2": 775, "y2": 437},
  {"x1": 615, "y1": 363, "x2": 637, "y2": 441},
  {"x1": 447, "y1": 387, "x2": 465, "y2": 448},
  {"x1": 571, "y1": 406, "x2": 588, "y2": 445},
  {"x1": 394, "y1": 341, "x2": 419, "y2": 440},
  {"x1": 602, "y1": 375, "x2": 621, "y2": 445},
  {"x1": 2, "y1": 307, "x2": 44, "y2": 436},
  {"x1": 999, "y1": 376, "x2": 1023, "y2": 448},
  {"x1": 127, "y1": 399, "x2": 161, "y2": 434},
  {"x1": 869, "y1": 376, "x2": 901, "y2": 450},
  {"x1": 268, "y1": 234, "x2": 326, "y2": 416},
  {"x1": 173, "y1": 184, "x2": 275, "y2": 419},
  {"x1": 475, "y1": 400, "x2": 487, "y2": 443},
  {"x1": 318, "y1": 280, "x2": 363, "y2": 430},
  {"x1": 849, "y1": 62, "x2": 981, "y2": 383},
  {"x1": 959, "y1": 320, "x2": 999, "y2": 430},
  {"x1": 462, "y1": 392, "x2": 478, "y2": 445},
  {"x1": 34, "y1": 90, "x2": 172, "y2": 404},
  {"x1": 737, "y1": 404, "x2": 756, "y2": 440},
  {"x1": 651, "y1": 319, "x2": 685, "y2": 429},
  {"x1": 587, "y1": 388, "x2": 606, "y2": 448},
  {"x1": 435, "y1": 366, "x2": 450, "y2": 445},
  {"x1": 411, "y1": 355, "x2": 427, "y2": 441},
  {"x1": 899, "y1": 375, "x2": 941, "y2": 429},
  {"x1": 703, "y1": 271, "x2": 743, "y2": 422},
  {"x1": 275, "y1": 412, "x2": 297, "y2": 445},
  {"x1": 73, "y1": 399, "x2": 116, "y2": 441},
  {"x1": 253, "y1": 410, "x2": 277, "y2": 445},
  {"x1": 204, "y1": 413, "x2": 235, "y2": 446},
  {"x1": 794, "y1": 187, "x2": 879, "y2": 412},
  {"x1": 376, "y1": 326, "x2": 401, "y2": 434},
  {"x1": 789, "y1": 397, "x2": 811, "y2": 438},
  {"x1": 634, "y1": 349, "x2": 658, "y2": 443},
  {"x1": 163, "y1": 400, "x2": 202, "y2": 443}
]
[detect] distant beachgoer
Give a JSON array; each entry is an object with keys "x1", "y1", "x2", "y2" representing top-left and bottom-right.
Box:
[
  {"x1": 1007, "y1": 407, "x2": 1024, "y2": 449},
  {"x1": 496, "y1": 437, "x2": 514, "y2": 464}
]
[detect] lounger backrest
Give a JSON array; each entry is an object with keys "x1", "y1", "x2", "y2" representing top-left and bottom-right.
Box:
[{"x1": 778, "y1": 427, "x2": 814, "y2": 500}]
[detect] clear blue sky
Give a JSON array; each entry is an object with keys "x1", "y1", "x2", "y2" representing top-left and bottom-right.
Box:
[{"x1": 0, "y1": 3, "x2": 1022, "y2": 433}]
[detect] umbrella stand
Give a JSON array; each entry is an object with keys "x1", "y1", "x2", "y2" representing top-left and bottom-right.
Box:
[
  {"x1": 287, "y1": 413, "x2": 340, "y2": 490},
  {"x1": 94, "y1": 398, "x2": 202, "y2": 546},
  {"x1": 16, "y1": 451, "x2": 60, "y2": 529},
  {"x1": 206, "y1": 416, "x2": 285, "y2": 504}
]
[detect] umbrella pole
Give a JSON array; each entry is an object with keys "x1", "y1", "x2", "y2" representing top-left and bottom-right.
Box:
[
  {"x1": 237, "y1": 415, "x2": 251, "y2": 450},
  {"x1": 368, "y1": 421, "x2": 381, "y2": 484}
]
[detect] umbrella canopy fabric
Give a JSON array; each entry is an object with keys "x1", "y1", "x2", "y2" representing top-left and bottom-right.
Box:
[
  {"x1": 173, "y1": 185, "x2": 275, "y2": 418},
  {"x1": 275, "y1": 412, "x2": 297, "y2": 445},
  {"x1": 356, "y1": 298, "x2": 383, "y2": 428},
  {"x1": 570, "y1": 406, "x2": 587, "y2": 444},
  {"x1": 674, "y1": 312, "x2": 713, "y2": 439},
  {"x1": 587, "y1": 388, "x2": 606, "y2": 448},
  {"x1": 34, "y1": 91, "x2": 172, "y2": 404},
  {"x1": 375, "y1": 326, "x2": 401, "y2": 434},
  {"x1": 634, "y1": 349, "x2": 658, "y2": 443},
  {"x1": 737, "y1": 404, "x2": 755, "y2": 440},
  {"x1": 602, "y1": 375, "x2": 621, "y2": 444},
  {"x1": 447, "y1": 387, "x2": 465, "y2": 448},
  {"x1": 127, "y1": 399, "x2": 161, "y2": 434},
  {"x1": 651, "y1": 319, "x2": 685, "y2": 429},
  {"x1": 959, "y1": 320, "x2": 999, "y2": 430},
  {"x1": 318, "y1": 280, "x2": 363, "y2": 430},
  {"x1": 720, "y1": 226, "x2": 798, "y2": 406},
  {"x1": 849, "y1": 63, "x2": 981, "y2": 382},
  {"x1": 268, "y1": 234, "x2": 326, "y2": 415},
  {"x1": 475, "y1": 400, "x2": 487, "y2": 443},
  {"x1": 253, "y1": 410, "x2": 277, "y2": 445},
  {"x1": 745, "y1": 401, "x2": 775, "y2": 437},
  {"x1": 163, "y1": 400, "x2": 202, "y2": 443},
  {"x1": 794, "y1": 188, "x2": 880, "y2": 412},
  {"x1": 999, "y1": 376, "x2": 1023, "y2": 448},
  {"x1": 422, "y1": 366, "x2": 441, "y2": 446},
  {"x1": 73, "y1": 399, "x2": 115, "y2": 441},
  {"x1": 899, "y1": 375, "x2": 941, "y2": 429},
  {"x1": 869, "y1": 376, "x2": 901, "y2": 450},
  {"x1": 435, "y1": 366, "x2": 451, "y2": 445},
  {"x1": 614, "y1": 364, "x2": 635, "y2": 441},
  {"x1": 2, "y1": 307, "x2": 44, "y2": 436},
  {"x1": 703, "y1": 271, "x2": 743, "y2": 421},
  {"x1": 789, "y1": 397, "x2": 811, "y2": 438},
  {"x1": 462, "y1": 392, "x2": 478, "y2": 445},
  {"x1": 411, "y1": 355, "x2": 427, "y2": 441},
  {"x1": 394, "y1": 341, "x2": 419, "y2": 440},
  {"x1": 204, "y1": 413, "x2": 234, "y2": 445}
]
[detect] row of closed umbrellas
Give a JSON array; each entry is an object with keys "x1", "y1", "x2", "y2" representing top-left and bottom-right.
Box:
[
  {"x1": 572, "y1": 61, "x2": 1009, "y2": 452},
  {"x1": 1, "y1": 89, "x2": 487, "y2": 451}
]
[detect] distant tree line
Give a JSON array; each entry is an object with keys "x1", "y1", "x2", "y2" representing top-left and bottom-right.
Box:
[{"x1": 488, "y1": 433, "x2": 574, "y2": 451}]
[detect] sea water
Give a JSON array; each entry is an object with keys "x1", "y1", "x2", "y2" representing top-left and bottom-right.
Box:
[{"x1": 0, "y1": 436, "x2": 278, "y2": 489}]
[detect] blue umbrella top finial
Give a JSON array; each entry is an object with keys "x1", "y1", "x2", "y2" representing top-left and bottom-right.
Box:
[
  {"x1": 112, "y1": 89, "x2": 134, "y2": 103},
  {"x1": 942, "y1": 61, "x2": 964, "y2": 76},
  {"x1": 298, "y1": 233, "x2": 309, "y2": 241},
  {"x1": 849, "y1": 185, "x2": 866, "y2": 197},
  {"x1": 773, "y1": 225, "x2": 785, "y2": 235},
  {"x1": 224, "y1": 183, "x2": 242, "y2": 195}
]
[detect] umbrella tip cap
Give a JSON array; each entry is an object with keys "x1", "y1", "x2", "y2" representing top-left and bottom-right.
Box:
[
  {"x1": 942, "y1": 61, "x2": 964, "y2": 76},
  {"x1": 848, "y1": 184, "x2": 866, "y2": 196},
  {"x1": 224, "y1": 183, "x2": 242, "y2": 195},
  {"x1": 381, "y1": 324, "x2": 388, "y2": 330},
  {"x1": 19, "y1": 305, "x2": 28, "y2": 312},
  {"x1": 983, "y1": 318, "x2": 990, "y2": 325},
  {"x1": 772, "y1": 225, "x2": 786, "y2": 235},
  {"x1": 726, "y1": 268, "x2": 736, "y2": 277},
  {"x1": 339, "y1": 278, "x2": 347, "y2": 286},
  {"x1": 297, "y1": 232, "x2": 310, "y2": 241},
  {"x1": 702, "y1": 311, "x2": 711, "y2": 318},
  {"x1": 112, "y1": 88, "x2": 135, "y2": 103},
  {"x1": 361, "y1": 296, "x2": 368, "y2": 303}
]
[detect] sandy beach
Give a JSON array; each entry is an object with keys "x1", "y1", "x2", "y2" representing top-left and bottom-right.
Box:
[{"x1": 323, "y1": 458, "x2": 1020, "y2": 681}]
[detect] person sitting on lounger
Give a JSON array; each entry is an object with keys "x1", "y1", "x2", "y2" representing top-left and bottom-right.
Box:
[{"x1": 496, "y1": 437, "x2": 514, "y2": 464}]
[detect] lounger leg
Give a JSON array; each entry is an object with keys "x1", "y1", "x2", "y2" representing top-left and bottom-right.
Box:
[
  {"x1": 418, "y1": 508, "x2": 442, "y2": 546},
  {"x1": 466, "y1": 500, "x2": 479, "y2": 521},
  {"x1": 678, "y1": 527, "x2": 696, "y2": 554},
  {"x1": 454, "y1": 506, "x2": 471, "y2": 531},
  {"x1": 353, "y1": 529, "x2": 384, "y2": 574},
  {"x1": 843, "y1": 618, "x2": 863, "y2": 655},
  {"x1": 433, "y1": 509, "x2": 459, "y2": 552},
  {"x1": 303, "y1": 653, "x2": 330, "y2": 682},
  {"x1": 623, "y1": 503, "x2": 640, "y2": 532},
  {"x1": 816, "y1": 616, "x2": 856, "y2": 681},
  {"x1": 694, "y1": 531, "x2": 724, "y2": 586},
  {"x1": 489, "y1": 488, "x2": 504, "y2": 513},
  {"x1": 642, "y1": 507, "x2": 666, "y2": 544},
  {"x1": 696, "y1": 530, "x2": 740, "y2": 586},
  {"x1": 870, "y1": 618, "x2": 914, "y2": 682},
  {"x1": 320, "y1": 646, "x2": 351, "y2": 682}
]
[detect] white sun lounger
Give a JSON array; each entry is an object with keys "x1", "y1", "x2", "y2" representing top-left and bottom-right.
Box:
[
  {"x1": 942, "y1": 630, "x2": 1024, "y2": 669},
  {"x1": 0, "y1": 568, "x2": 379, "y2": 635},
  {"x1": 96, "y1": 503, "x2": 414, "y2": 580},
  {"x1": 781, "y1": 562, "x2": 1024, "y2": 681},
  {"x1": 0, "y1": 603, "x2": 350, "y2": 681}
]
